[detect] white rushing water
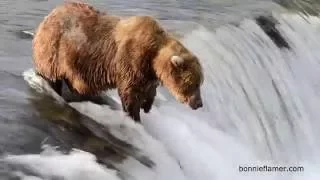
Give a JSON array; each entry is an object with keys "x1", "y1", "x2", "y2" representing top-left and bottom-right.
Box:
[{"x1": 3, "y1": 12, "x2": 320, "y2": 180}]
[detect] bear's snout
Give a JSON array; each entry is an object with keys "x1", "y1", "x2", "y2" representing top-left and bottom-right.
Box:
[
  {"x1": 188, "y1": 89, "x2": 203, "y2": 110},
  {"x1": 190, "y1": 99, "x2": 203, "y2": 110}
]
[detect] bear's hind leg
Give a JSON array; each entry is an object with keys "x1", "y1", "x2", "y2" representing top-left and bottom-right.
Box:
[
  {"x1": 48, "y1": 80, "x2": 63, "y2": 96},
  {"x1": 63, "y1": 78, "x2": 108, "y2": 105},
  {"x1": 36, "y1": 72, "x2": 63, "y2": 96}
]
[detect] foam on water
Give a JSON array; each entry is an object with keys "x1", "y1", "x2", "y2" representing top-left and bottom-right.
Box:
[
  {"x1": 3, "y1": 12, "x2": 320, "y2": 180},
  {"x1": 3, "y1": 146, "x2": 121, "y2": 180}
]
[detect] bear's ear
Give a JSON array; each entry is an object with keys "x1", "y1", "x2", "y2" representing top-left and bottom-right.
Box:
[{"x1": 171, "y1": 55, "x2": 184, "y2": 67}]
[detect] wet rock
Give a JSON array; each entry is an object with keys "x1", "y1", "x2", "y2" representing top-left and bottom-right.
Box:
[{"x1": 255, "y1": 15, "x2": 290, "y2": 49}]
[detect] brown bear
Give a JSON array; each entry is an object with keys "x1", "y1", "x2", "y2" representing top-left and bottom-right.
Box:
[{"x1": 32, "y1": 2, "x2": 204, "y2": 122}]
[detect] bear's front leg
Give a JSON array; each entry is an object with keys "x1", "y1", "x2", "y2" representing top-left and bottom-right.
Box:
[
  {"x1": 118, "y1": 88, "x2": 142, "y2": 122},
  {"x1": 141, "y1": 83, "x2": 157, "y2": 113}
]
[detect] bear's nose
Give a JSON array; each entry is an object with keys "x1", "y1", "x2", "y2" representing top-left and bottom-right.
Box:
[
  {"x1": 195, "y1": 100, "x2": 203, "y2": 109},
  {"x1": 190, "y1": 99, "x2": 203, "y2": 110}
]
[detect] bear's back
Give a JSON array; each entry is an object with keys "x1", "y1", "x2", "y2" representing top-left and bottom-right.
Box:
[
  {"x1": 114, "y1": 16, "x2": 167, "y2": 47},
  {"x1": 59, "y1": 2, "x2": 105, "y2": 17}
]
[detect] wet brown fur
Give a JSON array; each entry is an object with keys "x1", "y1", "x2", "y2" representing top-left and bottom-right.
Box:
[{"x1": 32, "y1": 2, "x2": 204, "y2": 122}]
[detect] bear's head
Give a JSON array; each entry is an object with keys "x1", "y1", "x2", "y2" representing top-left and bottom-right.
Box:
[{"x1": 153, "y1": 38, "x2": 204, "y2": 110}]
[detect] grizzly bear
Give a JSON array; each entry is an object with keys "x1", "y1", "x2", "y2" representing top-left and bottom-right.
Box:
[{"x1": 32, "y1": 2, "x2": 204, "y2": 122}]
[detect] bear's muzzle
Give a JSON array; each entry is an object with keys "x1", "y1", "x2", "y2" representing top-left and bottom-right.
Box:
[{"x1": 188, "y1": 89, "x2": 203, "y2": 110}]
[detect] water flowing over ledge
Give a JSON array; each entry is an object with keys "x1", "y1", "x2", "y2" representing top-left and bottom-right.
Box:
[{"x1": 2, "y1": 11, "x2": 320, "y2": 180}]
